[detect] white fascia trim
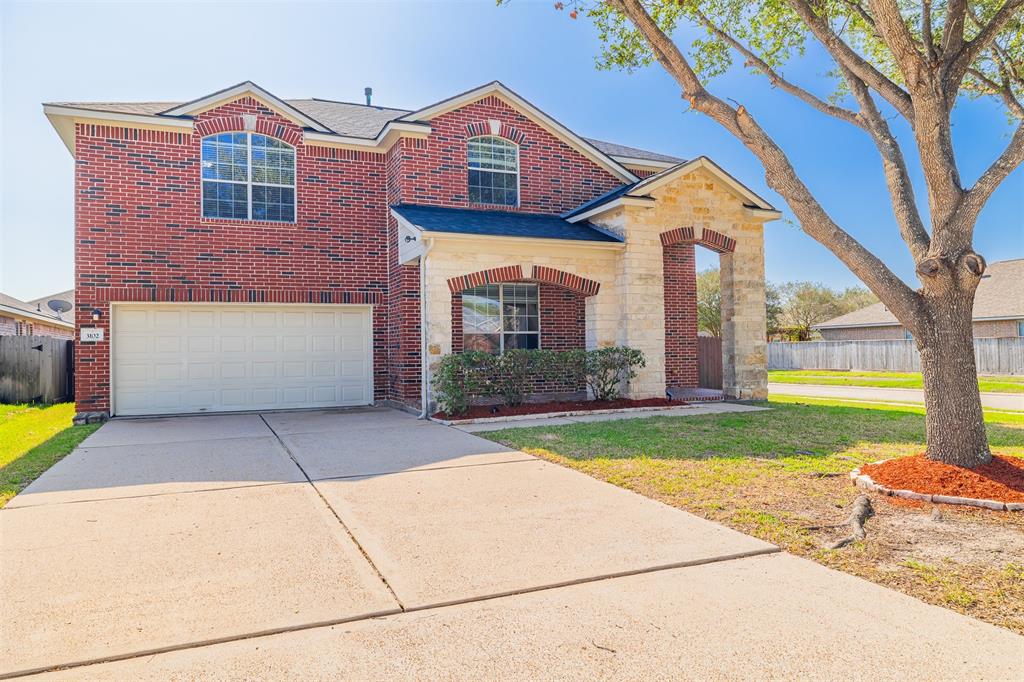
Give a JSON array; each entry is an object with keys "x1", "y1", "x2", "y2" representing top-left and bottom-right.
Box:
[
  {"x1": 0, "y1": 304, "x2": 75, "y2": 329},
  {"x1": 390, "y1": 208, "x2": 423, "y2": 234},
  {"x1": 812, "y1": 321, "x2": 902, "y2": 329},
  {"x1": 43, "y1": 105, "x2": 195, "y2": 129},
  {"x1": 419, "y1": 229, "x2": 625, "y2": 251},
  {"x1": 44, "y1": 105, "x2": 196, "y2": 158},
  {"x1": 816, "y1": 315, "x2": 1024, "y2": 330},
  {"x1": 628, "y1": 157, "x2": 777, "y2": 212},
  {"x1": 304, "y1": 121, "x2": 431, "y2": 151},
  {"x1": 399, "y1": 82, "x2": 638, "y2": 184},
  {"x1": 614, "y1": 156, "x2": 678, "y2": 169},
  {"x1": 160, "y1": 81, "x2": 331, "y2": 132},
  {"x1": 563, "y1": 196, "x2": 655, "y2": 224},
  {"x1": 744, "y1": 206, "x2": 784, "y2": 220}
]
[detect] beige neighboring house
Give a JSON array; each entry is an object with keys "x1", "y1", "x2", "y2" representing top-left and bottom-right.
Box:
[
  {"x1": 814, "y1": 259, "x2": 1024, "y2": 341},
  {"x1": 0, "y1": 289, "x2": 75, "y2": 339}
]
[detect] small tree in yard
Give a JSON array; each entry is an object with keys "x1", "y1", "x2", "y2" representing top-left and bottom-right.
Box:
[{"x1": 526, "y1": 0, "x2": 1024, "y2": 467}]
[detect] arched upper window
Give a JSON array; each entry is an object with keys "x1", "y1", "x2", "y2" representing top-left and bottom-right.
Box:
[
  {"x1": 467, "y1": 136, "x2": 519, "y2": 207},
  {"x1": 201, "y1": 133, "x2": 296, "y2": 222}
]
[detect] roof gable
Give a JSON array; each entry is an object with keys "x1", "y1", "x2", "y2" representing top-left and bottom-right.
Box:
[
  {"x1": 159, "y1": 81, "x2": 332, "y2": 133},
  {"x1": 399, "y1": 82, "x2": 638, "y2": 184}
]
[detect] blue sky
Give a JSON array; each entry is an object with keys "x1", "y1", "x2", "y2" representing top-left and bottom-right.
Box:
[{"x1": 1, "y1": 0, "x2": 1021, "y2": 301}]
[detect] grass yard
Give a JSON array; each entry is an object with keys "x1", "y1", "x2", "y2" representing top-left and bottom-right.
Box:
[
  {"x1": 483, "y1": 396, "x2": 1024, "y2": 634},
  {"x1": 0, "y1": 403, "x2": 99, "y2": 508},
  {"x1": 768, "y1": 369, "x2": 1024, "y2": 394}
]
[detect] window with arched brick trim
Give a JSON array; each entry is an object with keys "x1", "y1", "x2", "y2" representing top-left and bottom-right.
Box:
[
  {"x1": 201, "y1": 132, "x2": 295, "y2": 222},
  {"x1": 467, "y1": 136, "x2": 519, "y2": 206}
]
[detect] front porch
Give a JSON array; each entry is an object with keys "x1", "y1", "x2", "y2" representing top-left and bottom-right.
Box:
[{"x1": 391, "y1": 162, "x2": 777, "y2": 412}]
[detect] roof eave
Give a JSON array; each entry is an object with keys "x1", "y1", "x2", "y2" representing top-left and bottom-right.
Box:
[{"x1": 398, "y1": 81, "x2": 638, "y2": 184}]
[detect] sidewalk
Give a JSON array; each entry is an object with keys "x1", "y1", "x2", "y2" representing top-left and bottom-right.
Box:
[{"x1": 769, "y1": 382, "x2": 1024, "y2": 411}]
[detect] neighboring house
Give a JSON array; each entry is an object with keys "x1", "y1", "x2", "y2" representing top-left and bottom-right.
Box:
[
  {"x1": 0, "y1": 290, "x2": 75, "y2": 339},
  {"x1": 815, "y1": 258, "x2": 1024, "y2": 341},
  {"x1": 44, "y1": 80, "x2": 780, "y2": 420}
]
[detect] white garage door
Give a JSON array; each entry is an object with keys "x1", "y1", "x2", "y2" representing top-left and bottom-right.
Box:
[{"x1": 112, "y1": 304, "x2": 373, "y2": 416}]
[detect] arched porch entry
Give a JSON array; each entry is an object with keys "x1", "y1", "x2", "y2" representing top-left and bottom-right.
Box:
[{"x1": 661, "y1": 226, "x2": 737, "y2": 400}]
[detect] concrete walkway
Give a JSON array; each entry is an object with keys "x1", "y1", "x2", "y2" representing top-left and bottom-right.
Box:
[
  {"x1": 454, "y1": 401, "x2": 768, "y2": 433},
  {"x1": 770, "y1": 381, "x2": 1024, "y2": 411},
  {"x1": 2, "y1": 408, "x2": 1021, "y2": 679}
]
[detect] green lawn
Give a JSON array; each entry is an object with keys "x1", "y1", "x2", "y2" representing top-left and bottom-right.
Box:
[
  {"x1": 482, "y1": 397, "x2": 1024, "y2": 634},
  {"x1": 768, "y1": 369, "x2": 1024, "y2": 394},
  {"x1": 0, "y1": 403, "x2": 99, "y2": 508}
]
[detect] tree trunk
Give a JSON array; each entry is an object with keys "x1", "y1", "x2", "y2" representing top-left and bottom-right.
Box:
[{"x1": 917, "y1": 289, "x2": 991, "y2": 468}]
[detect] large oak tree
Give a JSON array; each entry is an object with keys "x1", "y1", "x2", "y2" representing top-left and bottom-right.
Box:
[{"x1": 535, "y1": 0, "x2": 1023, "y2": 467}]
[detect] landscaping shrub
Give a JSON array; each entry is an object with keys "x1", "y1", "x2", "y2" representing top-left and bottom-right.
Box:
[
  {"x1": 432, "y1": 347, "x2": 646, "y2": 415},
  {"x1": 579, "y1": 346, "x2": 646, "y2": 401},
  {"x1": 431, "y1": 350, "x2": 494, "y2": 416}
]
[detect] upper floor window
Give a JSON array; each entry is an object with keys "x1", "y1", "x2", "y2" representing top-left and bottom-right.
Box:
[
  {"x1": 467, "y1": 136, "x2": 518, "y2": 206},
  {"x1": 201, "y1": 133, "x2": 295, "y2": 222}
]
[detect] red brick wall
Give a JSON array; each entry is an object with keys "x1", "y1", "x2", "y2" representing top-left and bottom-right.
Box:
[
  {"x1": 74, "y1": 97, "x2": 390, "y2": 413},
  {"x1": 394, "y1": 96, "x2": 624, "y2": 215},
  {"x1": 386, "y1": 139, "x2": 423, "y2": 407},
  {"x1": 663, "y1": 242, "x2": 698, "y2": 388},
  {"x1": 451, "y1": 282, "x2": 586, "y2": 396},
  {"x1": 72, "y1": 93, "x2": 628, "y2": 415}
]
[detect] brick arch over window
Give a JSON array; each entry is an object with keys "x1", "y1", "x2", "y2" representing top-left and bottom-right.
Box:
[
  {"x1": 194, "y1": 115, "x2": 303, "y2": 147},
  {"x1": 660, "y1": 226, "x2": 736, "y2": 254},
  {"x1": 446, "y1": 265, "x2": 600, "y2": 297},
  {"x1": 465, "y1": 120, "x2": 527, "y2": 145}
]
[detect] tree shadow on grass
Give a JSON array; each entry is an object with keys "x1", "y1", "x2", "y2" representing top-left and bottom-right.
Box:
[
  {"x1": 485, "y1": 400, "x2": 1024, "y2": 466},
  {"x1": 0, "y1": 424, "x2": 99, "y2": 507}
]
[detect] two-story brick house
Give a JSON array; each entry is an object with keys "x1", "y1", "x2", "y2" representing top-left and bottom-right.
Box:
[{"x1": 45, "y1": 81, "x2": 778, "y2": 420}]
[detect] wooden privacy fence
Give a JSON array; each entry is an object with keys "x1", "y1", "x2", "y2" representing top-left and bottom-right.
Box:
[
  {"x1": 0, "y1": 336, "x2": 74, "y2": 404},
  {"x1": 698, "y1": 336, "x2": 723, "y2": 389},
  {"x1": 768, "y1": 337, "x2": 1024, "y2": 375}
]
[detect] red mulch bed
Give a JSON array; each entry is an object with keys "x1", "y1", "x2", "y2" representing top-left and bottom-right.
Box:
[
  {"x1": 434, "y1": 397, "x2": 681, "y2": 421},
  {"x1": 861, "y1": 454, "x2": 1024, "y2": 503}
]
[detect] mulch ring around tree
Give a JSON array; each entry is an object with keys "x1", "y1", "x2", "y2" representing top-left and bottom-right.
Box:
[
  {"x1": 433, "y1": 397, "x2": 680, "y2": 421},
  {"x1": 857, "y1": 455, "x2": 1024, "y2": 510}
]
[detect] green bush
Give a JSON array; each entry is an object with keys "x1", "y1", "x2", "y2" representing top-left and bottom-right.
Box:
[
  {"x1": 432, "y1": 346, "x2": 646, "y2": 415},
  {"x1": 430, "y1": 351, "x2": 494, "y2": 416},
  {"x1": 580, "y1": 346, "x2": 646, "y2": 400}
]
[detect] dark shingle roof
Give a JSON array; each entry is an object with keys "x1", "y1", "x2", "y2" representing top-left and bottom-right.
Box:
[
  {"x1": 50, "y1": 96, "x2": 682, "y2": 163},
  {"x1": 583, "y1": 138, "x2": 685, "y2": 164},
  {"x1": 392, "y1": 204, "x2": 622, "y2": 243}
]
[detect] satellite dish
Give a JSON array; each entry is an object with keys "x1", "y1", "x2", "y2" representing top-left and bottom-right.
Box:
[{"x1": 47, "y1": 299, "x2": 73, "y2": 320}]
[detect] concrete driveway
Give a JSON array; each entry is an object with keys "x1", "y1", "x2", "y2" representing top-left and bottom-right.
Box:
[{"x1": 2, "y1": 408, "x2": 1022, "y2": 679}]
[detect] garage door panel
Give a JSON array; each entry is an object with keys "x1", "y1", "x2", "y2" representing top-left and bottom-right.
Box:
[{"x1": 113, "y1": 305, "x2": 372, "y2": 416}]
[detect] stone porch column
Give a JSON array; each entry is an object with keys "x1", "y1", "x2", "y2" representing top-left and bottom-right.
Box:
[{"x1": 720, "y1": 221, "x2": 768, "y2": 399}]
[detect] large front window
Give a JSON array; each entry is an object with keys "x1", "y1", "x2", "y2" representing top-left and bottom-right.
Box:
[
  {"x1": 201, "y1": 133, "x2": 295, "y2": 222},
  {"x1": 467, "y1": 136, "x2": 518, "y2": 206},
  {"x1": 462, "y1": 283, "x2": 538, "y2": 353}
]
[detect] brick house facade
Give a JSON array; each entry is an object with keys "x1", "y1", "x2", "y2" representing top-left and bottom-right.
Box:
[{"x1": 46, "y1": 81, "x2": 778, "y2": 419}]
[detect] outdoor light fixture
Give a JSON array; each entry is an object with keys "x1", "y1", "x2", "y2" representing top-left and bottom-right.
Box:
[
  {"x1": 404, "y1": 235, "x2": 417, "y2": 243},
  {"x1": 91, "y1": 308, "x2": 102, "y2": 321}
]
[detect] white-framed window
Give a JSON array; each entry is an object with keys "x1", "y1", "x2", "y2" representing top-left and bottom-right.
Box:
[
  {"x1": 467, "y1": 136, "x2": 519, "y2": 206},
  {"x1": 1018, "y1": 320, "x2": 1024, "y2": 337},
  {"x1": 462, "y1": 283, "x2": 538, "y2": 353},
  {"x1": 201, "y1": 132, "x2": 296, "y2": 222}
]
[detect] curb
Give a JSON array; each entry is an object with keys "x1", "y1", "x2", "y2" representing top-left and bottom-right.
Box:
[
  {"x1": 850, "y1": 461, "x2": 1022, "y2": 512},
  {"x1": 432, "y1": 403, "x2": 695, "y2": 426}
]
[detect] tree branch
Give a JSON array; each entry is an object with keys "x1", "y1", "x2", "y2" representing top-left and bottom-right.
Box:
[
  {"x1": 942, "y1": 0, "x2": 968, "y2": 59},
  {"x1": 922, "y1": 0, "x2": 937, "y2": 63},
  {"x1": 948, "y1": 0, "x2": 1024, "y2": 90},
  {"x1": 841, "y1": 66, "x2": 932, "y2": 259},
  {"x1": 692, "y1": 8, "x2": 862, "y2": 126},
  {"x1": 785, "y1": 0, "x2": 915, "y2": 121},
  {"x1": 955, "y1": 123, "x2": 1024, "y2": 228},
  {"x1": 867, "y1": 0, "x2": 926, "y2": 89},
  {"x1": 612, "y1": 0, "x2": 925, "y2": 329},
  {"x1": 967, "y1": 67, "x2": 1024, "y2": 118}
]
